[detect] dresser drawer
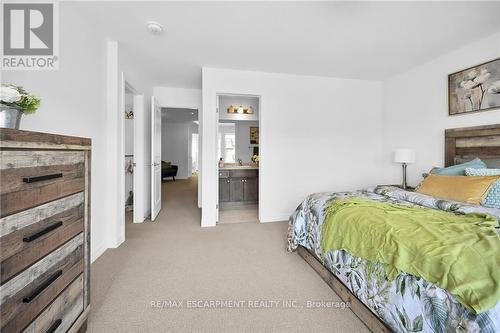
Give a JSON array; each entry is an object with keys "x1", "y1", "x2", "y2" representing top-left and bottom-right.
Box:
[
  {"x1": 0, "y1": 234, "x2": 84, "y2": 333},
  {"x1": 22, "y1": 274, "x2": 84, "y2": 333},
  {"x1": 0, "y1": 151, "x2": 85, "y2": 218},
  {"x1": 0, "y1": 193, "x2": 85, "y2": 284}
]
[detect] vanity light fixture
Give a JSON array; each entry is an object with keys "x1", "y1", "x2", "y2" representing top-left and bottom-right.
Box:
[{"x1": 227, "y1": 105, "x2": 254, "y2": 114}]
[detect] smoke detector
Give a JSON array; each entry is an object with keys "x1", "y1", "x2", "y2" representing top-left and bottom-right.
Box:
[{"x1": 146, "y1": 21, "x2": 164, "y2": 35}]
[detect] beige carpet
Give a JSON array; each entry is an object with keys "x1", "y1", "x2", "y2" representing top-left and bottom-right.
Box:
[
  {"x1": 89, "y1": 177, "x2": 368, "y2": 333},
  {"x1": 218, "y1": 204, "x2": 259, "y2": 224}
]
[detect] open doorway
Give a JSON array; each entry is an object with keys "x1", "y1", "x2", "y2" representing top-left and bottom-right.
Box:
[
  {"x1": 216, "y1": 94, "x2": 260, "y2": 224},
  {"x1": 160, "y1": 107, "x2": 199, "y2": 190}
]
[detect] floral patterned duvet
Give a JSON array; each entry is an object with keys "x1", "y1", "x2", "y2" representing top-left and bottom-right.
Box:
[{"x1": 287, "y1": 186, "x2": 500, "y2": 333}]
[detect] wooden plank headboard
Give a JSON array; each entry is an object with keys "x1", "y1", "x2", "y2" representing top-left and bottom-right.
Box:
[{"x1": 445, "y1": 124, "x2": 500, "y2": 167}]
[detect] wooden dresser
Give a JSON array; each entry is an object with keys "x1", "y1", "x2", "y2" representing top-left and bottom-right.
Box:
[{"x1": 0, "y1": 129, "x2": 90, "y2": 333}]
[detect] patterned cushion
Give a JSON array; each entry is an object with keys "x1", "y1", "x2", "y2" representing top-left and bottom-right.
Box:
[{"x1": 465, "y1": 168, "x2": 500, "y2": 209}]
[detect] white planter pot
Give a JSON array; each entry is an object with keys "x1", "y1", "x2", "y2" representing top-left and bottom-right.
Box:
[{"x1": 0, "y1": 105, "x2": 23, "y2": 129}]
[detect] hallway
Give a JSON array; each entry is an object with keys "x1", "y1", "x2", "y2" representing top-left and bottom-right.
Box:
[{"x1": 88, "y1": 178, "x2": 367, "y2": 332}]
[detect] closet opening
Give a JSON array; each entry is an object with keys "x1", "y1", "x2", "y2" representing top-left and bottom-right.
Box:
[{"x1": 123, "y1": 82, "x2": 137, "y2": 226}]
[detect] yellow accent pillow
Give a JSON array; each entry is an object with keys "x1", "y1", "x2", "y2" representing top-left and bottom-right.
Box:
[{"x1": 416, "y1": 174, "x2": 499, "y2": 205}]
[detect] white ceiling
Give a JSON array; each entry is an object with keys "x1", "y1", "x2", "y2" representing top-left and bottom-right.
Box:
[{"x1": 75, "y1": 1, "x2": 500, "y2": 89}]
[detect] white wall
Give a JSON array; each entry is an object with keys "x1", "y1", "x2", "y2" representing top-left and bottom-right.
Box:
[
  {"x1": 1, "y1": 4, "x2": 108, "y2": 261},
  {"x1": 1, "y1": 4, "x2": 155, "y2": 262},
  {"x1": 202, "y1": 68, "x2": 384, "y2": 227},
  {"x1": 381, "y1": 32, "x2": 500, "y2": 187},
  {"x1": 153, "y1": 87, "x2": 202, "y2": 208},
  {"x1": 154, "y1": 87, "x2": 202, "y2": 109}
]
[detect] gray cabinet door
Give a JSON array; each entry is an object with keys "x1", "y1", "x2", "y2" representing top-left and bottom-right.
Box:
[
  {"x1": 219, "y1": 178, "x2": 230, "y2": 202},
  {"x1": 244, "y1": 177, "x2": 258, "y2": 202},
  {"x1": 229, "y1": 178, "x2": 245, "y2": 202}
]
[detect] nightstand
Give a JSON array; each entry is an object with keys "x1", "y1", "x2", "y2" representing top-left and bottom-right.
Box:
[{"x1": 379, "y1": 184, "x2": 416, "y2": 191}]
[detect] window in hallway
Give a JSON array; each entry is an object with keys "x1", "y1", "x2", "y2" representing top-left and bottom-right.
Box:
[{"x1": 192, "y1": 133, "x2": 199, "y2": 175}]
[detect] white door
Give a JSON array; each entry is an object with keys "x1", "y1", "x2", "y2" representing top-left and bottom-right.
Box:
[
  {"x1": 215, "y1": 95, "x2": 220, "y2": 223},
  {"x1": 151, "y1": 96, "x2": 162, "y2": 221},
  {"x1": 133, "y1": 94, "x2": 145, "y2": 223}
]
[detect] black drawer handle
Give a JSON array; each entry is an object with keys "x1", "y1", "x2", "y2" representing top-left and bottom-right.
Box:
[
  {"x1": 23, "y1": 270, "x2": 62, "y2": 303},
  {"x1": 23, "y1": 173, "x2": 63, "y2": 183},
  {"x1": 45, "y1": 319, "x2": 62, "y2": 333},
  {"x1": 23, "y1": 221, "x2": 63, "y2": 242}
]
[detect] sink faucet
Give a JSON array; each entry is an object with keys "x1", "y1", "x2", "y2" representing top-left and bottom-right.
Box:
[{"x1": 238, "y1": 159, "x2": 243, "y2": 166}]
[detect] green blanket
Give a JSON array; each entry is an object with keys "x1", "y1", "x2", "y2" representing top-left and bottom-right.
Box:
[{"x1": 321, "y1": 198, "x2": 500, "y2": 313}]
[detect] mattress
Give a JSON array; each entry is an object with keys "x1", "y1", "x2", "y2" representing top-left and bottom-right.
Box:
[{"x1": 287, "y1": 186, "x2": 500, "y2": 333}]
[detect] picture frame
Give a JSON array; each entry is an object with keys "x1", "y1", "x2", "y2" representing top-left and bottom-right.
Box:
[
  {"x1": 250, "y1": 126, "x2": 259, "y2": 144},
  {"x1": 448, "y1": 58, "x2": 500, "y2": 116}
]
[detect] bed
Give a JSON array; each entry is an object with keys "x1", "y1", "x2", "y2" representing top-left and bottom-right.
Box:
[{"x1": 287, "y1": 124, "x2": 500, "y2": 333}]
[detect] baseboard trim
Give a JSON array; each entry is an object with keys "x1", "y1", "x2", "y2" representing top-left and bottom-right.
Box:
[
  {"x1": 144, "y1": 208, "x2": 151, "y2": 221},
  {"x1": 91, "y1": 245, "x2": 107, "y2": 263}
]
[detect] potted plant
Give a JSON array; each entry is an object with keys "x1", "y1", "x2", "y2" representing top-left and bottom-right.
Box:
[{"x1": 0, "y1": 84, "x2": 40, "y2": 129}]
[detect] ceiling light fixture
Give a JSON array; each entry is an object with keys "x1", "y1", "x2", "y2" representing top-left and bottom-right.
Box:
[{"x1": 146, "y1": 21, "x2": 164, "y2": 35}]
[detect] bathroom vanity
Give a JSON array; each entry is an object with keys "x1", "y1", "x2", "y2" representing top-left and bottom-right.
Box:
[{"x1": 218, "y1": 166, "x2": 258, "y2": 204}]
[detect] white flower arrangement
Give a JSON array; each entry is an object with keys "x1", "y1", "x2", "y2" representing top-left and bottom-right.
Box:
[
  {"x1": 1, "y1": 86, "x2": 22, "y2": 103},
  {"x1": 0, "y1": 84, "x2": 40, "y2": 114}
]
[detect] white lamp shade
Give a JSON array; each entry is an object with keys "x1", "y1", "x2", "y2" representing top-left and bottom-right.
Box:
[{"x1": 394, "y1": 149, "x2": 416, "y2": 164}]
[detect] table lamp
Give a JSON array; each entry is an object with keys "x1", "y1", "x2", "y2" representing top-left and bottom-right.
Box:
[{"x1": 394, "y1": 149, "x2": 416, "y2": 190}]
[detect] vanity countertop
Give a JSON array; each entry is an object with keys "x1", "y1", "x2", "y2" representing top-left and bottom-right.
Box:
[{"x1": 219, "y1": 165, "x2": 259, "y2": 170}]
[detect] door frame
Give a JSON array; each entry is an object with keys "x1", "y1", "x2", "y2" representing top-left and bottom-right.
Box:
[
  {"x1": 120, "y1": 74, "x2": 146, "y2": 227},
  {"x1": 215, "y1": 93, "x2": 262, "y2": 224}
]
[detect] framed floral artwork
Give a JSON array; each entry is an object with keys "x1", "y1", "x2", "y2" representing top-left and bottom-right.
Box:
[
  {"x1": 448, "y1": 58, "x2": 500, "y2": 115},
  {"x1": 250, "y1": 126, "x2": 259, "y2": 144}
]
